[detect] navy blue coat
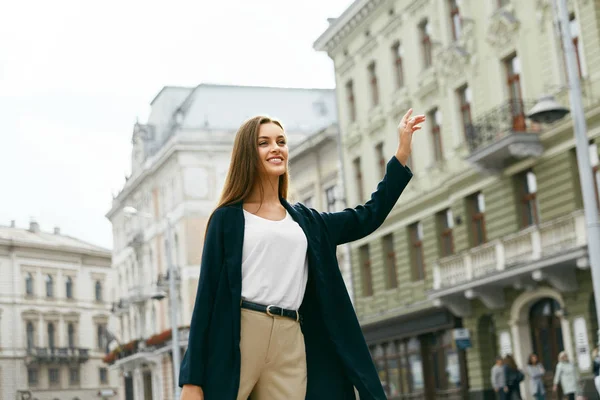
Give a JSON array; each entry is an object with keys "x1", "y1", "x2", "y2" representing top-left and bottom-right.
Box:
[{"x1": 179, "y1": 156, "x2": 412, "y2": 399}]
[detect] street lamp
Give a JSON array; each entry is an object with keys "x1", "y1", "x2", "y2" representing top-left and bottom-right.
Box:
[
  {"x1": 527, "y1": 0, "x2": 600, "y2": 345},
  {"x1": 123, "y1": 206, "x2": 182, "y2": 399}
]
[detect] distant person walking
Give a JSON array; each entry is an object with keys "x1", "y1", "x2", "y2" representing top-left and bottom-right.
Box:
[
  {"x1": 593, "y1": 347, "x2": 600, "y2": 396},
  {"x1": 526, "y1": 353, "x2": 546, "y2": 400},
  {"x1": 504, "y1": 354, "x2": 524, "y2": 400},
  {"x1": 553, "y1": 351, "x2": 579, "y2": 400},
  {"x1": 492, "y1": 356, "x2": 507, "y2": 400}
]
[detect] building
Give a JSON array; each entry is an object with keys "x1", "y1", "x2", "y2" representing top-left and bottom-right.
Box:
[
  {"x1": 315, "y1": 0, "x2": 600, "y2": 399},
  {"x1": 103, "y1": 83, "x2": 337, "y2": 400},
  {"x1": 0, "y1": 220, "x2": 118, "y2": 400},
  {"x1": 288, "y1": 123, "x2": 354, "y2": 301}
]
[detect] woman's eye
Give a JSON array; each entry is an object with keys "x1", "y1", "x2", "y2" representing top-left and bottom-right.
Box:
[{"x1": 259, "y1": 142, "x2": 267, "y2": 146}]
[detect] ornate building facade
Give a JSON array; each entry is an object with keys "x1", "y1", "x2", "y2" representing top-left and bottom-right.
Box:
[
  {"x1": 315, "y1": 0, "x2": 600, "y2": 399},
  {"x1": 104, "y1": 84, "x2": 338, "y2": 400},
  {"x1": 0, "y1": 220, "x2": 117, "y2": 400}
]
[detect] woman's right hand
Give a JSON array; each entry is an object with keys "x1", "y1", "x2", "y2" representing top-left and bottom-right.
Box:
[{"x1": 181, "y1": 384, "x2": 204, "y2": 400}]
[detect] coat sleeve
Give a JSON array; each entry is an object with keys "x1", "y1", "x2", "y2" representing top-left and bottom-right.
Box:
[
  {"x1": 553, "y1": 364, "x2": 562, "y2": 386},
  {"x1": 178, "y1": 209, "x2": 226, "y2": 388},
  {"x1": 320, "y1": 156, "x2": 412, "y2": 246}
]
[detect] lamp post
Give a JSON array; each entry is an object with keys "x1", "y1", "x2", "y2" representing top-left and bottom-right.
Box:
[
  {"x1": 123, "y1": 206, "x2": 181, "y2": 399},
  {"x1": 527, "y1": 0, "x2": 600, "y2": 345}
]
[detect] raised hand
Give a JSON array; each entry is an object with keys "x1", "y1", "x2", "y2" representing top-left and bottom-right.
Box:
[{"x1": 395, "y1": 108, "x2": 426, "y2": 166}]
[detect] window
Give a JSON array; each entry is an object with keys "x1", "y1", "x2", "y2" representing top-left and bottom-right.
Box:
[
  {"x1": 26, "y1": 322, "x2": 35, "y2": 349},
  {"x1": 458, "y1": 85, "x2": 472, "y2": 140},
  {"x1": 49, "y1": 368, "x2": 60, "y2": 385},
  {"x1": 346, "y1": 80, "x2": 357, "y2": 122},
  {"x1": 68, "y1": 323, "x2": 75, "y2": 348},
  {"x1": 27, "y1": 368, "x2": 38, "y2": 386},
  {"x1": 516, "y1": 170, "x2": 539, "y2": 227},
  {"x1": 469, "y1": 192, "x2": 487, "y2": 246},
  {"x1": 430, "y1": 109, "x2": 444, "y2": 162},
  {"x1": 569, "y1": 14, "x2": 584, "y2": 78},
  {"x1": 69, "y1": 367, "x2": 80, "y2": 385},
  {"x1": 449, "y1": 0, "x2": 461, "y2": 40},
  {"x1": 25, "y1": 273, "x2": 34, "y2": 296},
  {"x1": 392, "y1": 41, "x2": 404, "y2": 88},
  {"x1": 99, "y1": 367, "x2": 108, "y2": 384},
  {"x1": 590, "y1": 143, "x2": 600, "y2": 208},
  {"x1": 438, "y1": 209, "x2": 454, "y2": 256},
  {"x1": 409, "y1": 222, "x2": 425, "y2": 281},
  {"x1": 382, "y1": 234, "x2": 398, "y2": 289},
  {"x1": 65, "y1": 276, "x2": 73, "y2": 299},
  {"x1": 359, "y1": 245, "x2": 373, "y2": 296},
  {"x1": 375, "y1": 142, "x2": 386, "y2": 178},
  {"x1": 428, "y1": 331, "x2": 464, "y2": 392},
  {"x1": 505, "y1": 54, "x2": 525, "y2": 131},
  {"x1": 48, "y1": 322, "x2": 55, "y2": 348},
  {"x1": 420, "y1": 20, "x2": 432, "y2": 68},
  {"x1": 370, "y1": 338, "x2": 425, "y2": 397},
  {"x1": 303, "y1": 196, "x2": 313, "y2": 209},
  {"x1": 353, "y1": 157, "x2": 364, "y2": 202},
  {"x1": 497, "y1": 0, "x2": 509, "y2": 7},
  {"x1": 95, "y1": 281, "x2": 103, "y2": 301},
  {"x1": 368, "y1": 61, "x2": 379, "y2": 106},
  {"x1": 46, "y1": 274, "x2": 54, "y2": 297},
  {"x1": 325, "y1": 186, "x2": 337, "y2": 213},
  {"x1": 97, "y1": 324, "x2": 107, "y2": 350}
]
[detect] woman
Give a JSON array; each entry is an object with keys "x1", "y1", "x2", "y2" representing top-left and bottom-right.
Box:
[
  {"x1": 179, "y1": 109, "x2": 425, "y2": 400},
  {"x1": 504, "y1": 354, "x2": 524, "y2": 400},
  {"x1": 526, "y1": 353, "x2": 545, "y2": 400},
  {"x1": 593, "y1": 347, "x2": 600, "y2": 395},
  {"x1": 553, "y1": 351, "x2": 579, "y2": 400}
]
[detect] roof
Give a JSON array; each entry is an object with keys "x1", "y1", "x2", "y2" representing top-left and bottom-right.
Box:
[
  {"x1": 148, "y1": 83, "x2": 337, "y2": 134},
  {"x1": 0, "y1": 225, "x2": 111, "y2": 256}
]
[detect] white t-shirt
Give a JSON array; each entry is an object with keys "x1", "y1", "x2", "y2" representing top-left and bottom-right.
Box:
[{"x1": 241, "y1": 209, "x2": 309, "y2": 310}]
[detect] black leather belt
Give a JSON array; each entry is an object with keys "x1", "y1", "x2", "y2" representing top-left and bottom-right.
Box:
[{"x1": 241, "y1": 300, "x2": 300, "y2": 322}]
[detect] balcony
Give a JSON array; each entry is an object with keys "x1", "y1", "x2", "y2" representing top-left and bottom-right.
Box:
[
  {"x1": 156, "y1": 270, "x2": 181, "y2": 292},
  {"x1": 465, "y1": 100, "x2": 543, "y2": 173},
  {"x1": 127, "y1": 284, "x2": 164, "y2": 305},
  {"x1": 111, "y1": 299, "x2": 128, "y2": 315},
  {"x1": 26, "y1": 347, "x2": 89, "y2": 365},
  {"x1": 430, "y1": 211, "x2": 588, "y2": 316}
]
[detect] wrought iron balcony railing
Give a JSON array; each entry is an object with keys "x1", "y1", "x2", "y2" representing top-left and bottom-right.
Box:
[
  {"x1": 26, "y1": 347, "x2": 89, "y2": 364},
  {"x1": 466, "y1": 99, "x2": 539, "y2": 153}
]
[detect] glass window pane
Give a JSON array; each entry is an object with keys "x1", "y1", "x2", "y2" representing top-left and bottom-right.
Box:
[
  {"x1": 526, "y1": 171, "x2": 537, "y2": 193},
  {"x1": 589, "y1": 143, "x2": 599, "y2": 166},
  {"x1": 446, "y1": 209, "x2": 454, "y2": 228},
  {"x1": 409, "y1": 353, "x2": 425, "y2": 390},
  {"x1": 477, "y1": 193, "x2": 485, "y2": 212},
  {"x1": 446, "y1": 350, "x2": 462, "y2": 388}
]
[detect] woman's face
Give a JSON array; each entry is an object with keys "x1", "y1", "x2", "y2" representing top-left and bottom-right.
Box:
[
  {"x1": 256, "y1": 122, "x2": 288, "y2": 178},
  {"x1": 561, "y1": 354, "x2": 569, "y2": 362},
  {"x1": 531, "y1": 354, "x2": 538, "y2": 364}
]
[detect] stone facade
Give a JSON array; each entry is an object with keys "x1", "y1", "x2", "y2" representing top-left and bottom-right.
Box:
[
  {"x1": 316, "y1": 0, "x2": 600, "y2": 399},
  {"x1": 0, "y1": 221, "x2": 117, "y2": 400}
]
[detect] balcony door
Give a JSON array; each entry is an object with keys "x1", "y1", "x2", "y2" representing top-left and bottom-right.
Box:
[
  {"x1": 529, "y1": 298, "x2": 564, "y2": 395},
  {"x1": 505, "y1": 54, "x2": 526, "y2": 131},
  {"x1": 143, "y1": 370, "x2": 153, "y2": 400}
]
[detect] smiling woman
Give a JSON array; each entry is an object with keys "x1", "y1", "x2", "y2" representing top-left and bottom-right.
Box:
[{"x1": 179, "y1": 110, "x2": 424, "y2": 400}]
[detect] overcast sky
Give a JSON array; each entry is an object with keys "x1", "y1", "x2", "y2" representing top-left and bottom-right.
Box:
[{"x1": 0, "y1": 0, "x2": 352, "y2": 249}]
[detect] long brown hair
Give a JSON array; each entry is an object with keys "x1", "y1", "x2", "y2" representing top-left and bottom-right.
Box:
[
  {"x1": 205, "y1": 116, "x2": 289, "y2": 233},
  {"x1": 504, "y1": 354, "x2": 518, "y2": 370}
]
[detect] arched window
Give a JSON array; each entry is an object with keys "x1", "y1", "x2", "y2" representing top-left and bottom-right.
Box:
[
  {"x1": 45, "y1": 275, "x2": 54, "y2": 298},
  {"x1": 47, "y1": 323, "x2": 55, "y2": 348},
  {"x1": 25, "y1": 273, "x2": 34, "y2": 295},
  {"x1": 26, "y1": 322, "x2": 35, "y2": 349},
  {"x1": 95, "y1": 281, "x2": 102, "y2": 301},
  {"x1": 68, "y1": 323, "x2": 75, "y2": 348},
  {"x1": 65, "y1": 276, "x2": 73, "y2": 299}
]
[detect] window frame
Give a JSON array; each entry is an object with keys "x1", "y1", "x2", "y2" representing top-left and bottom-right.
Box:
[
  {"x1": 46, "y1": 274, "x2": 54, "y2": 298},
  {"x1": 504, "y1": 54, "x2": 525, "y2": 131},
  {"x1": 458, "y1": 85, "x2": 472, "y2": 141},
  {"x1": 409, "y1": 222, "x2": 425, "y2": 281},
  {"x1": 48, "y1": 367, "x2": 60, "y2": 386},
  {"x1": 368, "y1": 61, "x2": 380, "y2": 107},
  {"x1": 359, "y1": 244, "x2": 373, "y2": 297},
  {"x1": 439, "y1": 209, "x2": 455, "y2": 257},
  {"x1": 382, "y1": 234, "x2": 398, "y2": 289},
  {"x1": 449, "y1": 0, "x2": 462, "y2": 40},
  {"x1": 353, "y1": 157, "x2": 364, "y2": 203},
  {"x1": 430, "y1": 108, "x2": 444, "y2": 162},
  {"x1": 376, "y1": 142, "x2": 386, "y2": 178},
  {"x1": 469, "y1": 192, "x2": 487, "y2": 246},
  {"x1": 392, "y1": 41, "x2": 404, "y2": 88},
  {"x1": 346, "y1": 80, "x2": 357, "y2": 122},
  {"x1": 65, "y1": 276, "x2": 73, "y2": 299},
  {"x1": 420, "y1": 20, "x2": 433, "y2": 68},
  {"x1": 95, "y1": 280, "x2": 103, "y2": 302}
]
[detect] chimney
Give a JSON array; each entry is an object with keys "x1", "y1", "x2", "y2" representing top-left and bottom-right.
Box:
[
  {"x1": 10, "y1": 220, "x2": 15, "y2": 228},
  {"x1": 29, "y1": 220, "x2": 40, "y2": 233},
  {"x1": 54, "y1": 227, "x2": 61, "y2": 235}
]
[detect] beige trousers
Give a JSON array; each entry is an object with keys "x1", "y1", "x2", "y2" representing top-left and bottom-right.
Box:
[{"x1": 236, "y1": 309, "x2": 307, "y2": 400}]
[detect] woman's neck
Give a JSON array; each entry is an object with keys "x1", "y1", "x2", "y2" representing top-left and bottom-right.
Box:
[{"x1": 246, "y1": 176, "x2": 280, "y2": 205}]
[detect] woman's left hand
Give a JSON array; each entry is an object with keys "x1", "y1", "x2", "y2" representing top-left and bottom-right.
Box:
[{"x1": 396, "y1": 108, "x2": 426, "y2": 166}]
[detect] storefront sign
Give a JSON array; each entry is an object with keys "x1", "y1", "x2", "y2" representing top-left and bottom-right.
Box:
[
  {"x1": 453, "y1": 328, "x2": 472, "y2": 349},
  {"x1": 573, "y1": 316, "x2": 592, "y2": 371},
  {"x1": 499, "y1": 331, "x2": 512, "y2": 357}
]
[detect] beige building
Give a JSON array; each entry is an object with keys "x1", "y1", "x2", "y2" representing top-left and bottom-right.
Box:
[
  {"x1": 316, "y1": 0, "x2": 600, "y2": 399},
  {"x1": 104, "y1": 84, "x2": 337, "y2": 400},
  {"x1": 0, "y1": 220, "x2": 118, "y2": 400}
]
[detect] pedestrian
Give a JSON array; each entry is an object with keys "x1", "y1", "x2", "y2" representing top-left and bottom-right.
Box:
[
  {"x1": 492, "y1": 356, "x2": 507, "y2": 399},
  {"x1": 553, "y1": 351, "x2": 579, "y2": 400},
  {"x1": 593, "y1": 347, "x2": 600, "y2": 395},
  {"x1": 178, "y1": 109, "x2": 425, "y2": 400},
  {"x1": 504, "y1": 354, "x2": 524, "y2": 400},
  {"x1": 526, "y1": 353, "x2": 546, "y2": 400}
]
